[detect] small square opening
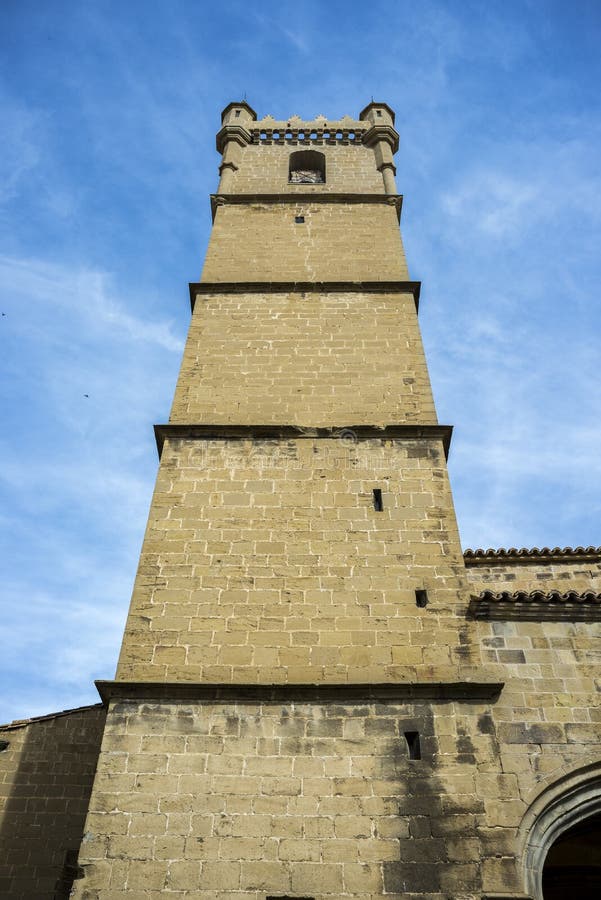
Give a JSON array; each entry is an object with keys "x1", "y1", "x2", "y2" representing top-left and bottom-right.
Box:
[
  {"x1": 415, "y1": 589, "x2": 428, "y2": 608},
  {"x1": 295, "y1": 215, "x2": 305, "y2": 224}
]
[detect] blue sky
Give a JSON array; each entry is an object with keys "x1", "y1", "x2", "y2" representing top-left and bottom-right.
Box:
[{"x1": 1, "y1": 0, "x2": 600, "y2": 721}]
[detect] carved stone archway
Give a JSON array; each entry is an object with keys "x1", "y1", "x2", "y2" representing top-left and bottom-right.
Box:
[{"x1": 519, "y1": 762, "x2": 601, "y2": 900}]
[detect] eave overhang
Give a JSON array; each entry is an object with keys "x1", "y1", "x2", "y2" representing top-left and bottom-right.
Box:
[
  {"x1": 189, "y1": 278, "x2": 420, "y2": 312},
  {"x1": 469, "y1": 589, "x2": 601, "y2": 621},
  {"x1": 464, "y1": 546, "x2": 601, "y2": 565},
  {"x1": 96, "y1": 680, "x2": 503, "y2": 706},
  {"x1": 209, "y1": 192, "x2": 403, "y2": 221}
]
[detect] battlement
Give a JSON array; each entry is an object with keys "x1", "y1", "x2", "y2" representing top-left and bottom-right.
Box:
[{"x1": 248, "y1": 115, "x2": 367, "y2": 146}]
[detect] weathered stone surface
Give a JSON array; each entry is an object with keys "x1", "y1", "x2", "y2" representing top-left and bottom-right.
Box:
[
  {"x1": 0, "y1": 706, "x2": 106, "y2": 899},
  {"x1": 71, "y1": 700, "x2": 497, "y2": 898}
]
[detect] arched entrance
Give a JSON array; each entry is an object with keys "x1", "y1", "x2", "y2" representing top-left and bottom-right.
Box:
[
  {"x1": 520, "y1": 762, "x2": 601, "y2": 900},
  {"x1": 542, "y1": 811, "x2": 601, "y2": 899}
]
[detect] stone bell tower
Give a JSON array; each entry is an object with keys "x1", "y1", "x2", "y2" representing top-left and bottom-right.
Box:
[{"x1": 72, "y1": 101, "x2": 499, "y2": 899}]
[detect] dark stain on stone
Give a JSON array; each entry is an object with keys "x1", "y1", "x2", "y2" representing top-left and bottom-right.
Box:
[
  {"x1": 455, "y1": 721, "x2": 477, "y2": 765},
  {"x1": 477, "y1": 712, "x2": 495, "y2": 735}
]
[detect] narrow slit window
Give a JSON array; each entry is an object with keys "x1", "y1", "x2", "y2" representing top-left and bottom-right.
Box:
[
  {"x1": 373, "y1": 488, "x2": 383, "y2": 511},
  {"x1": 415, "y1": 589, "x2": 428, "y2": 608},
  {"x1": 404, "y1": 731, "x2": 421, "y2": 760}
]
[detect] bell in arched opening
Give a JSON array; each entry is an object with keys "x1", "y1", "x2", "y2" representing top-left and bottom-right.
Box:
[{"x1": 288, "y1": 149, "x2": 326, "y2": 184}]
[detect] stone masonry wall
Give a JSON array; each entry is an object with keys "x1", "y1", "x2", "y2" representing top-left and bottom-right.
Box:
[
  {"x1": 71, "y1": 696, "x2": 498, "y2": 900},
  {"x1": 83, "y1": 619, "x2": 601, "y2": 899},
  {"x1": 116, "y1": 436, "x2": 476, "y2": 683},
  {"x1": 473, "y1": 617, "x2": 601, "y2": 895},
  {"x1": 170, "y1": 292, "x2": 435, "y2": 427},
  {"x1": 0, "y1": 705, "x2": 106, "y2": 899},
  {"x1": 200, "y1": 203, "x2": 408, "y2": 283},
  {"x1": 225, "y1": 142, "x2": 385, "y2": 194},
  {"x1": 458, "y1": 553, "x2": 601, "y2": 893}
]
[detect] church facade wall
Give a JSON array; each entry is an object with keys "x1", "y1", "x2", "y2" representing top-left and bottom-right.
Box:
[
  {"x1": 0, "y1": 705, "x2": 106, "y2": 899},
  {"x1": 71, "y1": 694, "x2": 497, "y2": 899}
]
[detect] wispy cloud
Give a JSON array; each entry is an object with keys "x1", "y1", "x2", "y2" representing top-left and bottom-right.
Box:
[
  {"x1": 0, "y1": 255, "x2": 183, "y2": 351},
  {"x1": 0, "y1": 253, "x2": 184, "y2": 722},
  {"x1": 1, "y1": 0, "x2": 600, "y2": 720}
]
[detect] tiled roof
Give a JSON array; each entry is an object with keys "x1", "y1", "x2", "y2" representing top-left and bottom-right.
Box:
[
  {"x1": 0, "y1": 703, "x2": 103, "y2": 731},
  {"x1": 469, "y1": 589, "x2": 601, "y2": 621},
  {"x1": 464, "y1": 546, "x2": 601, "y2": 563}
]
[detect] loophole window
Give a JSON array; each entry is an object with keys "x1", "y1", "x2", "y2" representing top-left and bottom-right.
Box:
[
  {"x1": 415, "y1": 589, "x2": 429, "y2": 608},
  {"x1": 289, "y1": 149, "x2": 325, "y2": 184},
  {"x1": 404, "y1": 731, "x2": 422, "y2": 760}
]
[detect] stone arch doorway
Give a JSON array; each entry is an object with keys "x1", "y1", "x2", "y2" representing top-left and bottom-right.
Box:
[
  {"x1": 542, "y1": 811, "x2": 601, "y2": 899},
  {"x1": 520, "y1": 762, "x2": 601, "y2": 900}
]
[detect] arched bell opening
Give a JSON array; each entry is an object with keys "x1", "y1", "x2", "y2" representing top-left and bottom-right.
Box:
[
  {"x1": 289, "y1": 149, "x2": 325, "y2": 184},
  {"x1": 542, "y1": 811, "x2": 601, "y2": 900}
]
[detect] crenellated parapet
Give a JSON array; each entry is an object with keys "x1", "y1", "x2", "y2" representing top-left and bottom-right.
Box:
[{"x1": 248, "y1": 114, "x2": 368, "y2": 146}]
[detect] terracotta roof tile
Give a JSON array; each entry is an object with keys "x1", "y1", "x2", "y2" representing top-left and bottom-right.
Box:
[
  {"x1": 464, "y1": 546, "x2": 601, "y2": 563},
  {"x1": 469, "y1": 589, "x2": 601, "y2": 621}
]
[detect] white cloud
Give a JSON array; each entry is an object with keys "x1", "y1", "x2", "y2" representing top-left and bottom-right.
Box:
[
  {"x1": 442, "y1": 172, "x2": 539, "y2": 238},
  {"x1": 440, "y1": 133, "x2": 601, "y2": 245},
  {"x1": 0, "y1": 255, "x2": 183, "y2": 352}
]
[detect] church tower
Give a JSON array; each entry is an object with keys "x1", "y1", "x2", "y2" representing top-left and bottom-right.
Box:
[
  {"x1": 4, "y1": 100, "x2": 601, "y2": 900},
  {"x1": 71, "y1": 102, "x2": 502, "y2": 897}
]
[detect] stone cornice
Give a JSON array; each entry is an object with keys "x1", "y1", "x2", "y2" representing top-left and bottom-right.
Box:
[
  {"x1": 215, "y1": 124, "x2": 253, "y2": 154},
  {"x1": 464, "y1": 546, "x2": 601, "y2": 566},
  {"x1": 153, "y1": 423, "x2": 453, "y2": 459},
  {"x1": 362, "y1": 123, "x2": 400, "y2": 153},
  {"x1": 469, "y1": 590, "x2": 601, "y2": 621},
  {"x1": 95, "y1": 680, "x2": 503, "y2": 706},
  {"x1": 210, "y1": 191, "x2": 403, "y2": 221},
  {"x1": 189, "y1": 279, "x2": 420, "y2": 311}
]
